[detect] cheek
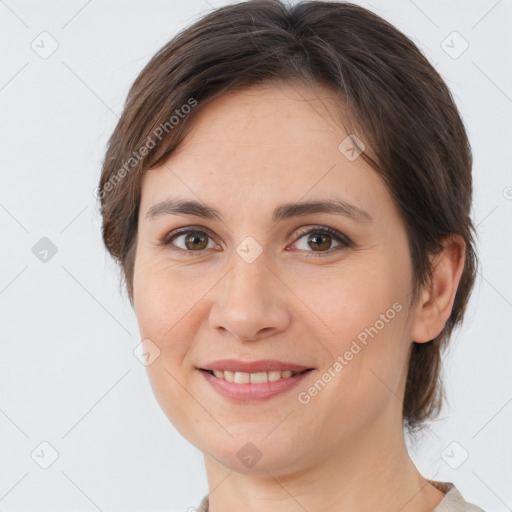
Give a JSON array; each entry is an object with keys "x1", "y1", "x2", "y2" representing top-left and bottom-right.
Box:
[
  {"x1": 132, "y1": 255, "x2": 225, "y2": 388},
  {"x1": 133, "y1": 255, "x2": 205, "y2": 342},
  {"x1": 294, "y1": 259, "x2": 411, "y2": 416},
  {"x1": 132, "y1": 260, "x2": 196, "y2": 401},
  {"x1": 290, "y1": 257, "x2": 408, "y2": 345},
  {"x1": 133, "y1": 260, "x2": 206, "y2": 434}
]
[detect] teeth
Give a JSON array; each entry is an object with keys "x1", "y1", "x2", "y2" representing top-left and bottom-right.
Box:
[
  {"x1": 250, "y1": 371, "x2": 267, "y2": 384},
  {"x1": 209, "y1": 369, "x2": 299, "y2": 383},
  {"x1": 234, "y1": 371, "x2": 250, "y2": 384},
  {"x1": 268, "y1": 370, "x2": 282, "y2": 382}
]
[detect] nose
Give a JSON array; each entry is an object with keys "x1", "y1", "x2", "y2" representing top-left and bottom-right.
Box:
[{"x1": 208, "y1": 252, "x2": 292, "y2": 342}]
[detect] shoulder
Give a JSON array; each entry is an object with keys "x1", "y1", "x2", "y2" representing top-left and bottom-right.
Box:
[
  {"x1": 431, "y1": 481, "x2": 486, "y2": 512},
  {"x1": 195, "y1": 483, "x2": 487, "y2": 512}
]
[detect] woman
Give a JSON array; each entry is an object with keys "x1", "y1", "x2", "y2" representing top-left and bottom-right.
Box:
[{"x1": 98, "y1": 1, "x2": 485, "y2": 510}]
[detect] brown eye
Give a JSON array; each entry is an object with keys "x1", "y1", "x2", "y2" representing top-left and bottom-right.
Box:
[
  {"x1": 291, "y1": 227, "x2": 351, "y2": 257},
  {"x1": 183, "y1": 232, "x2": 209, "y2": 250},
  {"x1": 306, "y1": 232, "x2": 333, "y2": 251},
  {"x1": 164, "y1": 229, "x2": 215, "y2": 254}
]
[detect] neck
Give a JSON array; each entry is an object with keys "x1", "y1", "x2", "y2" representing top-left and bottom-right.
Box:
[{"x1": 203, "y1": 410, "x2": 445, "y2": 512}]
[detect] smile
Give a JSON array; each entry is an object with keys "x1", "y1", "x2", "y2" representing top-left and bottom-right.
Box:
[
  {"x1": 198, "y1": 368, "x2": 314, "y2": 402},
  {"x1": 202, "y1": 369, "x2": 303, "y2": 383}
]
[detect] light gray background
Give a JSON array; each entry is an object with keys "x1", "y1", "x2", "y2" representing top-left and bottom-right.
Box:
[{"x1": 0, "y1": 0, "x2": 511, "y2": 511}]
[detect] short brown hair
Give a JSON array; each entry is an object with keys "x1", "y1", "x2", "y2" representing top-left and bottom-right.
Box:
[{"x1": 98, "y1": 0, "x2": 478, "y2": 432}]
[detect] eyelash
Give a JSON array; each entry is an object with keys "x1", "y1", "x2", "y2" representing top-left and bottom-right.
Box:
[{"x1": 160, "y1": 225, "x2": 352, "y2": 258}]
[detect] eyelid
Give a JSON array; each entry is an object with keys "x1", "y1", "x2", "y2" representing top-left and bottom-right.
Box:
[
  {"x1": 291, "y1": 225, "x2": 351, "y2": 247},
  {"x1": 161, "y1": 226, "x2": 216, "y2": 245},
  {"x1": 161, "y1": 226, "x2": 221, "y2": 256},
  {"x1": 160, "y1": 224, "x2": 352, "y2": 256}
]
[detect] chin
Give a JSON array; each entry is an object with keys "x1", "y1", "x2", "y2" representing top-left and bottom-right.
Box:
[{"x1": 197, "y1": 428, "x2": 310, "y2": 475}]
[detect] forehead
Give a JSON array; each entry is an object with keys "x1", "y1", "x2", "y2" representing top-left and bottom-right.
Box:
[
  {"x1": 139, "y1": 81, "x2": 394, "y2": 225},
  {"x1": 172, "y1": 80, "x2": 348, "y2": 165}
]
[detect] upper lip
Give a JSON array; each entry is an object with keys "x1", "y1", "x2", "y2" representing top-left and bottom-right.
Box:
[{"x1": 199, "y1": 359, "x2": 314, "y2": 373}]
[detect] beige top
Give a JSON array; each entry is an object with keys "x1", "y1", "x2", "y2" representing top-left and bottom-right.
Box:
[{"x1": 196, "y1": 481, "x2": 486, "y2": 511}]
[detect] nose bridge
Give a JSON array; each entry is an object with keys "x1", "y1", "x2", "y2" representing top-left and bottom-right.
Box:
[
  {"x1": 209, "y1": 247, "x2": 290, "y2": 340},
  {"x1": 229, "y1": 249, "x2": 268, "y2": 304}
]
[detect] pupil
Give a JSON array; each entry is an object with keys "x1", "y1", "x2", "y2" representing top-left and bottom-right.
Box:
[
  {"x1": 186, "y1": 233, "x2": 207, "y2": 250},
  {"x1": 309, "y1": 234, "x2": 330, "y2": 250}
]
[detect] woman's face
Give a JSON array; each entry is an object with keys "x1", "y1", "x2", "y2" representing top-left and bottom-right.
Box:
[{"x1": 133, "y1": 81, "x2": 420, "y2": 474}]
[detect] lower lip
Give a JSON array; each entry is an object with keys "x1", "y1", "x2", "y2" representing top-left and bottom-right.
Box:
[{"x1": 199, "y1": 369, "x2": 313, "y2": 402}]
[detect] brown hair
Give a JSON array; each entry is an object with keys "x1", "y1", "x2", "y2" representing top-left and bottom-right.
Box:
[{"x1": 98, "y1": 0, "x2": 478, "y2": 432}]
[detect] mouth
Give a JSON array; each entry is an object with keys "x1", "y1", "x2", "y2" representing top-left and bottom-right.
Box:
[
  {"x1": 199, "y1": 368, "x2": 312, "y2": 383},
  {"x1": 197, "y1": 366, "x2": 315, "y2": 402}
]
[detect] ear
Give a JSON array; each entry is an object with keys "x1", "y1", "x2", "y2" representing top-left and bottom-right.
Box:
[{"x1": 410, "y1": 234, "x2": 466, "y2": 343}]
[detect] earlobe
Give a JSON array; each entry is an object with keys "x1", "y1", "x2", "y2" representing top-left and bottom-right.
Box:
[{"x1": 410, "y1": 235, "x2": 466, "y2": 343}]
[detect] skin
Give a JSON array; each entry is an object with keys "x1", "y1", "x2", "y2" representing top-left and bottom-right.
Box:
[{"x1": 132, "y1": 80, "x2": 466, "y2": 512}]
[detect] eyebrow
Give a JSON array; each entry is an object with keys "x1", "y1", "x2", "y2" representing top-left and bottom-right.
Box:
[{"x1": 145, "y1": 197, "x2": 373, "y2": 223}]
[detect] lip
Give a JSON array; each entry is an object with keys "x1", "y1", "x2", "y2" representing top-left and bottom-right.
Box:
[
  {"x1": 198, "y1": 359, "x2": 313, "y2": 373},
  {"x1": 199, "y1": 367, "x2": 314, "y2": 402}
]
